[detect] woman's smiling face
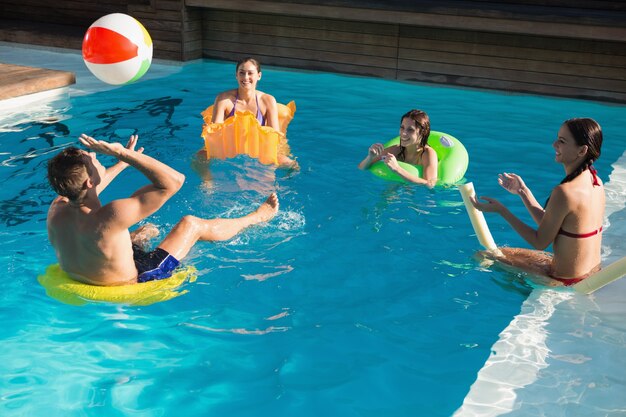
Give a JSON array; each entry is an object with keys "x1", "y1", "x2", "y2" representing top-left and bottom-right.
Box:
[
  {"x1": 553, "y1": 124, "x2": 586, "y2": 164},
  {"x1": 236, "y1": 61, "x2": 261, "y2": 89},
  {"x1": 399, "y1": 117, "x2": 420, "y2": 147}
]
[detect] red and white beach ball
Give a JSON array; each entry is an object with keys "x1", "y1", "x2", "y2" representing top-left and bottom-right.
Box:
[{"x1": 82, "y1": 13, "x2": 153, "y2": 85}]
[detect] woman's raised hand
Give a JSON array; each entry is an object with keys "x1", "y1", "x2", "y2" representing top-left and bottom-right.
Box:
[
  {"x1": 368, "y1": 143, "x2": 385, "y2": 158},
  {"x1": 381, "y1": 153, "x2": 400, "y2": 171},
  {"x1": 498, "y1": 172, "x2": 526, "y2": 195}
]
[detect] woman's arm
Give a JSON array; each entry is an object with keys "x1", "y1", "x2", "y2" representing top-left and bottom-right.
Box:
[
  {"x1": 262, "y1": 94, "x2": 280, "y2": 130},
  {"x1": 471, "y1": 186, "x2": 569, "y2": 250},
  {"x1": 499, "y1": 173, "x2": 545, "y2": 224},
  {"x1": 211, "y1": 92, "x2": 233, "y2": 124},
  {"x1": 358, "y1": 143, "x2": 385, "y2": 170},
  {"x1": 419, "y1": 147, "x2": 438, "y2": 185}
]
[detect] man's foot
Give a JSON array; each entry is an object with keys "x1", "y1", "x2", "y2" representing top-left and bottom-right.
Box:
[{"x1": 252, "y1": 193, "x2": 279, "y2": 223}]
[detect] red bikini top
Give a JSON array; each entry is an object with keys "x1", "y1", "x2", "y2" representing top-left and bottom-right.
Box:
[{"x1": 558, "y1": 226, "x2": 602, "y2": 239}]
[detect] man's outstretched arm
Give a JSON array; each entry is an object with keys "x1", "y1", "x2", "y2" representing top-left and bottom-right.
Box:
[
  {"x1": 95, "y1": 135, "x2": 144, "y2": 195},
  {"x1": 79, "y1": 134, "x2": 185, "y2": 228}
]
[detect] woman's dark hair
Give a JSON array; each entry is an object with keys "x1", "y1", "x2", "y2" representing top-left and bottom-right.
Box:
[
  {"x1": 397, "y1": 109, "x2": 430, "y2": 161},
  {"x1": 236, "y1": 57, "x2": 261, "y2": 73},
  {"x1": 47, "y1": 147, "x2": 88, "y2": 201},
  {"x1": 559, "y1": 117, "x2": 602, "y2": 184},
  {"x1": 400, "y1": 109, "x2": 430, "y2": 148}
]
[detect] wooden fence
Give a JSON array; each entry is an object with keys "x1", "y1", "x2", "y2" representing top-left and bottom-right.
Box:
[{"x1": 1, "y1": 0, "x2": 624, "y2": 101}]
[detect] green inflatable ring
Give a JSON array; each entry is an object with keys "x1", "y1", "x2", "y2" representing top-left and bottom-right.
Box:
[
  {"x1": 368, "y1": 131, "x2": 469, "y2": 184},
  {"x1": 38, "y1": 264, "x2": 197, "y2": 306}
]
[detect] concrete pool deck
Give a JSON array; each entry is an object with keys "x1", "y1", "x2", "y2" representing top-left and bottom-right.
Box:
[{"x1": 0, "y1": 63, "x2": 75, "y2": 101}]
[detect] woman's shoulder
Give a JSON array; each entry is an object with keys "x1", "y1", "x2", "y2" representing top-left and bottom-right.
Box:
[
  {"x1": 423, "y1": 145, "x2": 437, "y2": 156},
  {"x1": 258, "y1": 90, "x2": 277, "y2": 104},
  {"x1": 421, "y1": 145, "x2": 437, "y2": 162},
  {"x1": 551, "y1": 182, "x2": 584, "y2": 209},
  {"x1": 215, "y1": 89, "x2": 237, "y2": 101}
]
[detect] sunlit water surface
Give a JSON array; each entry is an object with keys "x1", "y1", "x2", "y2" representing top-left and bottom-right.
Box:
[{"x1": 1, "y1": 44, "x2": 625, "y2": 416}]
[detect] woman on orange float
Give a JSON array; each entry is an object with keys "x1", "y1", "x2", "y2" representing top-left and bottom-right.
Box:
[
  {"x1": 471, "y1": 118, "x2": 605, "y2": 286},
  {"x1": 358, "y1": 109, "x2": 438, "y2": 187},
  {"x1": 201, "y1": 57, "x2": 296, "y2": 168}
]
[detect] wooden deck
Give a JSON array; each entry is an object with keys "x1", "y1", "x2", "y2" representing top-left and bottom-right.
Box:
[
  {"x1": 193, "y1": 0, "x2": 626, "y2": 102},
  {"x1": 0, "y1": 63, "x2": 76, "y2": 101},
  {"x1": 0, "y1": 0, "x2": 624, "y2": 102}
]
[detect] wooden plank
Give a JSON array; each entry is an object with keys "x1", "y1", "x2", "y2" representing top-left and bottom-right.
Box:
[
  {"x1": 400, "y1": 26, "x2": 626, "y2": 56},
  {"x1": 205, "y1": 19, "x2": 398, "y2": 47},
  {"x1": 202, "y1": 49, "x2": 397, "y2": 78},
  {"x1": 202, "y1": 40, "x2": 398, "y2": 69},
  {"x1": 1, "y1": 7, "x2": 101, "y2": 24},
  {"x1": 152, "y1": 38, "x2": 183, "y2": 53},
  {"x1": 0, "y1": 28, "x2": 83, "y2": 50},
  {"x1": 398, "y1": 37, "x2": 626, "y2": 67},
  {"x1": 140, "y1": 19, "x2": 183, "y2": 32},
  {"x1": 187, "y1": 0, "x2": 626, "y2": 41},
  {"x1": 131, "y1": 9, "x2": 184, "y2": 21},
  {"x1": 183, "y1": 29, "x2": 203, "y2": 42},
  {"x1": 204, "y1": 31, "x2": 397, "y2": 58},
  {"x1": 467, "y1": 0, "x2": 626, "y2": 11},
  {"x1": 396, "y1": 59, "x2": 626, "y2": 92},
  {"x1": 1, "y1": 2, "x2": 126, "y2": 25},
  {"x1": 397, "y1": 69, "x2": 626, "y2": 103},
  {"x1": 147, "y1": 29, "x2": 182, "y2": 42},
  {"x1": 154, "y1": 50, "x2": 185, "y2": 60},
  {"x1": 398, "y1": 48, "x2": 626, "y2": 80},
  {"x1": 155, "y1": 0, "x2": 184, "y2": 11},
  {"x1": 3, "y1": 0, "x2": 126, "y2": 12},
  {"x1": 183, "y1": 39, "x2": 203, "y2": 54},
  {"x1": 0, "y1": 64, "x2": 75, "y2": 100},
  {"x1": 204, "y1": 9, "x2": 398, "y2": 36}
]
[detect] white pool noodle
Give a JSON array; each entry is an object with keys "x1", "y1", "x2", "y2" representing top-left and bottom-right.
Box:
[
  {"x1": 573, "y1": 256, "x2": 626, "y2": 294},
  {"x1": 458, "y1": 183, "x2": 501, "y2": 254}
]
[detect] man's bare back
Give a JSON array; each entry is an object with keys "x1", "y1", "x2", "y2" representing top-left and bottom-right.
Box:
[{"x1": 47, "y1": 196, "x2": 139, "y2": 285}]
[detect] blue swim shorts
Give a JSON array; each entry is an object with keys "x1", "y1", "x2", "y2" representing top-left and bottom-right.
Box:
[{"x1": 132, "y1": 244, "x2": 180, "y2": 283}]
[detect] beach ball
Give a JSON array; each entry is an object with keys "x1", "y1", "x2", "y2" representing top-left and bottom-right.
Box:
[{"x1": 82, "y1": 13, "x2": 153, "y2": 85}]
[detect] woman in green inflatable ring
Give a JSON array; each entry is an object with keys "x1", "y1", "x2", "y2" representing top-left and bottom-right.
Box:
[{"x1": 358, "y1": 109, "x2": 438, "y2": 187}]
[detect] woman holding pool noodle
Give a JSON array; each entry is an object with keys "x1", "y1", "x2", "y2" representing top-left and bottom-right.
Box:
[{"x1": 469, "y1": 117, "x2": 606, "y2": 287}]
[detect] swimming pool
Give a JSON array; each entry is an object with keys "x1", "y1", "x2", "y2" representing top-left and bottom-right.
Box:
[{"x1": 1, "y1": 43, "x2": 625, "y2": 416}]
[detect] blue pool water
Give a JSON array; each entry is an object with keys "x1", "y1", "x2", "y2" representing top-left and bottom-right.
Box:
[{"x1": 1, "y1": 44, "x2": 625, "y2": 416}]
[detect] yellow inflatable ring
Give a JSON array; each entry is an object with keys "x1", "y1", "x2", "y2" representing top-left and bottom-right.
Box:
[
  {"x1": 38, "y1": 264, "x2": 196, "y2": 306},
  {"x1": 201, "y1": 101, "x2": 296, "y2": 165}
]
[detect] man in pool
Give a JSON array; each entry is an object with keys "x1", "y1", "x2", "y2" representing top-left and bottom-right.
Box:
[{"x1": 46, "y1": 133, "x2": 279, "y2": 286}]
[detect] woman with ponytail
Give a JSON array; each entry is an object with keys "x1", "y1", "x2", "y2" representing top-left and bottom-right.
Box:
[{"x1": 471, "y1": 118, "x2": 605, "y2": 286}]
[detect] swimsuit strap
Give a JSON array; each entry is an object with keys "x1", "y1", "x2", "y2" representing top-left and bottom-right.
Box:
[
  {"x1": 558, "y1": 225, "x2": 603, "y2": 239},
  {"x1": 255, "y1": 94, "x2": 265, "y2": 126},
  {"x1": 228, "y1": 92, "x2": 265, "y2": 125},
  {"x1": 589, "y1": 165, "x2": 600, "y2": 186},
  {"x1": 228, "y1": 92, "x2": 239, "y2": 118}
]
